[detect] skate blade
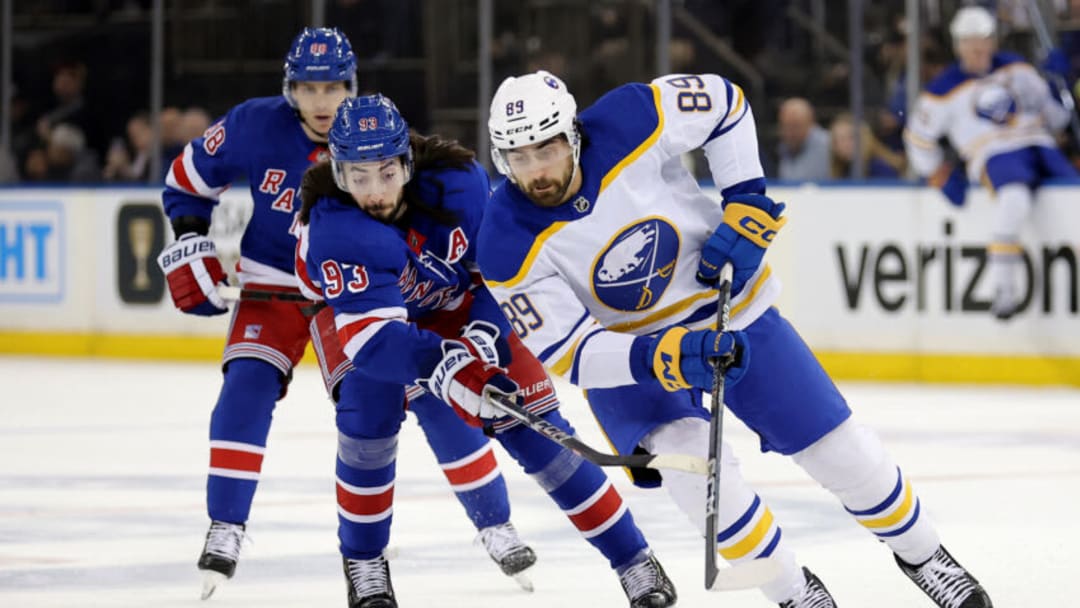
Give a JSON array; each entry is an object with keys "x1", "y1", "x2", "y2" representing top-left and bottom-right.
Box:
[
  {"x1": 511, "y1": 571, "x2": 534, "y2": 592},
  {"x1": 201, "y1": 571, "x2": 228, "y2": 600},
  {"x1": 707, "y1": 557, "x2": 784, "y2": 591}
]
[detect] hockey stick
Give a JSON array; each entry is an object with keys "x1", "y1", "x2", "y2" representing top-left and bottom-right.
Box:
[
  {"x1": 704, "y1": 263, "x2": 733, "y2": 589},
  {"x1": 702, "y1": 264, "x2": 784, "y2": 591},
  {"x1": 216, "y1": 285, "x2": 312, "y2": 302},
  {"x1": 485, "y1": 393, "x2": 708, "y2": 475}
]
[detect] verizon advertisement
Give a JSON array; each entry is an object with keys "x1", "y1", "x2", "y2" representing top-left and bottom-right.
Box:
[{"x1": 769, "y1": 185, "x2": 1079, "y2": 358}]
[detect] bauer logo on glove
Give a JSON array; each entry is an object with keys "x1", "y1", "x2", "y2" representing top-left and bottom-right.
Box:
[{"x1": 156, "y1": 233, "x2": 230, "y2": 316}]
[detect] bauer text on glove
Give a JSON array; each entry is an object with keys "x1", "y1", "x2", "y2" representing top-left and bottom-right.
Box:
[
  {"x1": 156, "y1": 233, "x2": 229, "y2": 316},
  {"x1": 423, "y1": 341, "x2": 520, "y2": 427}
]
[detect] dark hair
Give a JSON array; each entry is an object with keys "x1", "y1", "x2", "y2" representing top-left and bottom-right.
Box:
[
  {"x1": 297, "y1": 160, "x2": 346, "y2": 225},
  {"x1": 397, "y1": 132, "x2": 474, "y2": 227}
]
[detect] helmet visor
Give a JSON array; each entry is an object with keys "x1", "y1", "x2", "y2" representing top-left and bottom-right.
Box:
[
  {"x1": 334, "y1": 159, "x2": 408, "y2": 197},
  {"x1": 497, "y1": 138, "x2": 573, "y2": 177}
]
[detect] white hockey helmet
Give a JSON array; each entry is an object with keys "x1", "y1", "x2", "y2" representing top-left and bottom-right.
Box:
[
  {"x1": 949, "y1": 6, "x2": 996, "y2": 41},
  {"x1": 488, "y1": 70, "x2": 580, "y2": 177}
]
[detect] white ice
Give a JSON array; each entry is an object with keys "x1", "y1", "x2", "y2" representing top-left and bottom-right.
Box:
[{"x1": 1, "y1": 356, "x2": 1077, "y2": 607}]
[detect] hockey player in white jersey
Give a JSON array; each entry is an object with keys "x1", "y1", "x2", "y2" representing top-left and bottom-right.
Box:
[
  {"x1": 905, "y1": 6, "x2": 1077, "y2": 320},
  {"x1": 476, "y1": 70, "x2": 994, "y2": 608}
]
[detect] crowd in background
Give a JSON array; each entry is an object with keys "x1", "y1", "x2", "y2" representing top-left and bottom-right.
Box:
[{"x1": 3, "y1": 0, "x2": 1080, "y2": 185}]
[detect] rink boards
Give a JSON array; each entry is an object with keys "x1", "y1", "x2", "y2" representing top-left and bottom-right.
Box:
[{"x1": 0, "y1": 183, "x2": 1077, "y2": 386}]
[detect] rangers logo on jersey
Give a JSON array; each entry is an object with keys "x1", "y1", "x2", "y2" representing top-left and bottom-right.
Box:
[{"x1": 591, "y1": 217, "x2": 679, "y2": 312}]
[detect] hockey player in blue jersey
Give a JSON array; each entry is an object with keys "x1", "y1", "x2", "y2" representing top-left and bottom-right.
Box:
[
  {"x1": 296, "y1": 93, "x2": 676, "y2": 608},
  {"x1": 155, "y1": 28, "x2": 534, "y2": 599},
  {"x1": 477, "y1": 71, "x2": 994, "y2": 608},
  {"x1": 905, "y1": 6, "x2": 1077, "y2": 320}
]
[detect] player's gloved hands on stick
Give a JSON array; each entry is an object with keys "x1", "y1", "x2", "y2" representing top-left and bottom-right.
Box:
[
  {"x1": 647, "y1": 326, "x2": 750, "y2": 392},
  {"x1": 697, "y1": 193, "x2": 787, "y2": 293},
  {"x1": 460, "y1": 320, "x2": 503, "y2": 366},
  {"x1": 424, "y1": 340, "x2": 519, "y2": 427},
  {"x1": 156, "y1": 233, "x2": 229, "y2": 316}
]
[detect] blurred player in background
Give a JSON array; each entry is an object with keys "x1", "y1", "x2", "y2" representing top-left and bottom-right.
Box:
[
  {"x1": 905, "y1": 6, "x2": 1077, "y2": 320},
  {"x1": 156, "y1": 27, "x2": 533, "y2": 599},
  {"x1": 296, "y1": 93, "x2": 676, "y2": 608},
  {"x1": 479, "y1": 69, "x2": 994, "y2": 608}
]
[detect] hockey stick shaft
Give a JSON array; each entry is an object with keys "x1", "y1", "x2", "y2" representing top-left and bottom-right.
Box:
[
  {"x1": 216, "y1": 285, "x2": 314, "y2": 303},
  {"x1": 486, "y1": 393, "x2": 707, "y2": 474},
  {"x1": 705, "y1": 263, "x2": 733, "y2": 590}
]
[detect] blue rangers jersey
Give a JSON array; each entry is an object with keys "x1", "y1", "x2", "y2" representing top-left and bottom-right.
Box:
[
  {"x1": 298, "y1": 160, "x2": 511, "y2": 383},
  {"x1": 478, "y1": 74, "x2": 779, "y2": 390},
  {"x1": 163, "y1": 96, "x2": 328, "y2": 287}
]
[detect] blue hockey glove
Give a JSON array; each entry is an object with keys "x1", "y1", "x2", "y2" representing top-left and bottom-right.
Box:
[
  {"x1": 697, "y1": 193, "x2": 787, "y2": 293},
  {"x1": 929, "y1": 162, "x2": 969, "y2": 208},
  {"x1": 646, "y1": 326, "x2": 749, "y2": 392}
]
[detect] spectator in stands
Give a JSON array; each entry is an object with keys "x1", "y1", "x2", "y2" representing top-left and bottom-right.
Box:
[
  {"x1": 45, "y1": 123, "x2": 101, "y2": 182},
  {"x1": 22, "y1": 147, "x2": 48, "y2": 182},
  {"x1": 776, "y1": 97, "x2": 831, "y2": 181},
  {"x1": 36, "y1": 62, "x2": 95, "y2": 153},
  {"x1": 829, "y1": 112, "x2": 906, "y2": 179},
  {"x1": 180, "y1": 107, "x2": 212, "y2": 143}
]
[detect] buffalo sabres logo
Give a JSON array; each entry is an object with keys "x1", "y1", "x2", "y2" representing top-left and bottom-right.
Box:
[
  {"x1": 591, "y1": 217, "x2": 679, "y2": 311},
  {"x1": 973, "y1": 81, "x2": 1018, "y2": 125}
]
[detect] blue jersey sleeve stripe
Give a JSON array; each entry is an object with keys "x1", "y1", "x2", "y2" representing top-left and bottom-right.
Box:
[
  {"x1": 719, "y1": 177, "x2": 767, "y2": 200},
  {"x1": 703, "y1": 79, "x2": 737, "y2": 145},
  {"x1": 538, "y1": 310, "x2": 591, "y2": 362},
  {"x1": 705, "y1": 103, "x2": 748, "y2": 145}
]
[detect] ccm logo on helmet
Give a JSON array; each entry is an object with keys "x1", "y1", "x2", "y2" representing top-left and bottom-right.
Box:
[
  {"x1": 738, "y1": 216, "x2": 779, "y2": 243},
  {"x1": 507, "y1": 125, "x2": 533, "y2": 135}
]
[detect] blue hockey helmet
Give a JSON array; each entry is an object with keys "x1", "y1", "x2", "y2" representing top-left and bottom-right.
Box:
[
  {"x1": 282, "y1": 27, "x2": 358, "y2": 108},
  {"x1": 329, "y1": 94, "x2": 414, "y2": 191}
]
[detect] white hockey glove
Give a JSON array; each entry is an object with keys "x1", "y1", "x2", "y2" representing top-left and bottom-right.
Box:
[
  {"x1": 156, "y1": 233, "x2": 229, "y2": 316},
  {"x1": 423, "y1": 340, "x2": 519, "y2": 427},
  {"x1": 460, "y1": 320, "x2": 503, "y2": 366}
]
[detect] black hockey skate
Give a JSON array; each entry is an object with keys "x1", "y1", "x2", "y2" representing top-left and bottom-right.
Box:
[
  {"x1": 197, "y1": 520, "x2": 245, "y2": 600},
  {"x1": 344, "y1": 555, "x2": 396, "y2": 608},
  {"x1": 896, "y1": 545, "x2": 993, "y2": 608},
  {"x1": 476, "y1": 522, "x2": 537, "y2": 591},
  {"x1": 617, "y1": 552, "x2": 677, "y2": 608},
  {"x1": 779, "y1": 567, "x2": 836, "y2": 608}
]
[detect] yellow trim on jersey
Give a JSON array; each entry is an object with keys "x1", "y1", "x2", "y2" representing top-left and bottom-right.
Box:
[
  {"x1": 599, "y1": 84, "x2": 665, "y2": 193},
  {"x1": 902, "y1": 129, "x2": 938, "y2": 150},
  {"x1": 859, "y1": 482, "x2": 914, "y2": 529},
  {"x1": 607, "y1": 290, "x2": 718, "y2": 333},
  {"x1": 725, "y1": 84, "x2": 745, "y2": 122},
  {"x1": 550, "y1": 333, "x2": 586, "y2": 376},
  {"x1": 483, "y1": 220, "x2": 570, "y2": 289},
  {"x1": 719, "y1": 507, "x2": 775, "y2": 560}
]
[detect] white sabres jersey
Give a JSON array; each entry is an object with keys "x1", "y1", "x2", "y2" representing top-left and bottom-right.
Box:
[
  {"x1": 477, "y1": 74, "x2": 779, "y2": 389},
  {"x1": 904, "y1": 53, "x2": 1068, "y2": 180}
]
